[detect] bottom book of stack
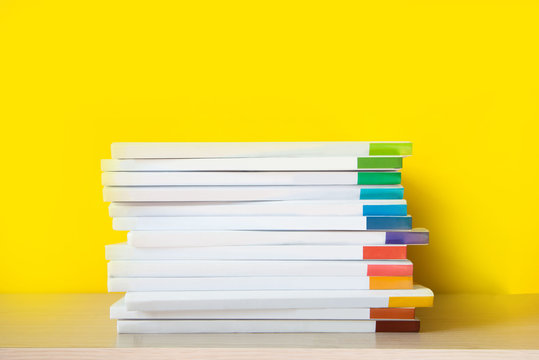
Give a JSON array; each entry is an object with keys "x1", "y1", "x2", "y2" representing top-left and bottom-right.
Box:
[{"x1": 111, "y1": 286, "x2": 433, "y2": 333}]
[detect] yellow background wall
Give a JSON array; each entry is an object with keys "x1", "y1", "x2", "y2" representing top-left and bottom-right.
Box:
[{"x1": 0, "y1": 0, "x2": 538, "y2": 294}]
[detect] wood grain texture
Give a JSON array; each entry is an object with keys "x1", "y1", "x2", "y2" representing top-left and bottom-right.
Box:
[
  {"x1": 1, "y1": 348, "x2": 538, "y2": 360},
  {"x1": 1, "y1": 293, "x2": 538, "y2": 358}
]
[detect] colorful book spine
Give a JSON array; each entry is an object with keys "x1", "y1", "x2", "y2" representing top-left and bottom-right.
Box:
[
  {"x1": 105, "y1": 244, "x2": 407, "y2": 261},
  {"x1": 108, "y1": 276, "x2": 413, "y2": 292},
  {"x1": 116, "y1": 319, "x2": 421, "y2": 333},
  {"x1": 102, "y1": 171, "x2": 402, "y2": 186},
  {"x1": 101, "y1": 156, "x2": 404, "y2": 171},
  {"x1": 126, "y1": 229, "x2": 429, "y2": 247},
  {"x1": 103, "y1": 185, "x2": 405, "y2": 202},
  {"x1": 109, "y1": 200, "x2": 407, "y2": 217},
  {"x1": 111, "y1": 141, "x2": 413, "y2": 159},
  {"x1": 107, "y1": 260, "x2": 413, "y2": 277},
  {"x1": 112, "y1": 215, "x2": 412, "y2": 231},
  {"x1": 110, "y1": 298, "x2": 415, "y2": 320},
  {"x1": 123, "y1": 285, "x2": 434, "y2": 311}
]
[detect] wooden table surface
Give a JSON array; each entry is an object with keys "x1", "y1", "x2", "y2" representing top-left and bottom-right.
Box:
[{"x1": 1, "y1": 293, "x2": 538, "y2": 359}]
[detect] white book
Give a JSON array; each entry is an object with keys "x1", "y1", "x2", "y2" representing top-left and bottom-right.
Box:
[
  {"x1": 105, "y1": 243, "x2": 407, "y2": 261},
  {"x1": 107, "y1": 276, "x2": 412, "y2": 292},
  {"x1": 112, "y1": 215, "x2": 411, "y2": 231},
  {"x1": 101, "y1": 157, "x2": 403, "y2": 171},
  {"x1": 111, "y1": 141, "x2": 412, "y2": 159},
  {"x1": 103, "y1": 185, "x2": 404, "y2": 202},
  {"x1": 124, "y1": 285, "x2": 433, "y2": 311},
  {"x1": 127, "y1": 229, "x2": 429, "y2": 247},
  {"x1": 109, "y1": 200, "x2": 407, "y2": 217},
  {"x1": 107, "y1": 260, "x2": 413, "y2": 278},
  {"x1": 102, "y1": 171, "x2": 400, "y2": 186},
  {"x1": 111, "y1": 298, "x2": 415, "y2": 320},
  {"x1": 113, "y1": 298, "x2": 360, "y2": 319},
  {"x1": 117, "y1": 320, "x2": 419, "y2": 334},
  {"x1": 116, "y1": 319, "x2": 420, "y2": 333}
]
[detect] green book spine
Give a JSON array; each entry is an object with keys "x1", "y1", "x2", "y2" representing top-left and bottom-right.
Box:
[
  {"x1": 357, "y1": 172, "x2": 401, "y2": 185},
  {"x1": 369, "y1": 143, "x2": 412, "y2": 156},
  {"x1": 357, "y1": 157, "x2": 402, "y2": 169}
]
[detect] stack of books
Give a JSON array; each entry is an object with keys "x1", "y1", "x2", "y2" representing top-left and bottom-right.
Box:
[{"x1": 102, "y1": 142, "x2": 433, "y2": 333}]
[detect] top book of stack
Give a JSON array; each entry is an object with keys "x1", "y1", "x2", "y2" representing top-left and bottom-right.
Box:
[{"x1": 110, "y1": 142, "x2": 412, "y2": 159}]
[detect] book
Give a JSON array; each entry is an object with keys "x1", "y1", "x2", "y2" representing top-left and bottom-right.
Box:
[
  {"x1": 103, "y1": 185, "x2": 404, "y2": 202},
  {"x1": 102, "y1": 171, "x2": 402, "y2": 186},
  {"x1": 111, "y1": 142, "x2": 413, "y2": 159},
  {"x1": 109, "y1": 200, "x2": 407, "y2": 217},
  {"x1": 123, "y1": 285, "x2": 433, "y2": 311},
  {"x1": 107, "y1": 260, "x2": 413, "y2": 277},
  {"x1": 101, "y1": 156, "x2": 403, "y2": 171},
  {"x1": 127, "y1": 229, "x2": 429, "y2": 247},
  {"x1": 116, "y1": 319, "x2": 420, "y2": 333},
  {"x1": 105, "y1": 244, "x2": 407, "y2": 261},
  {"x1": 110, "y1": 298, "x2": 415, "y2": 319},
  {"x1": 112, "y1": 215, "x2": 412, "y2": 231},
  {"x1": 108, "y1": 276, "x2": 413, "y2": 292}
]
